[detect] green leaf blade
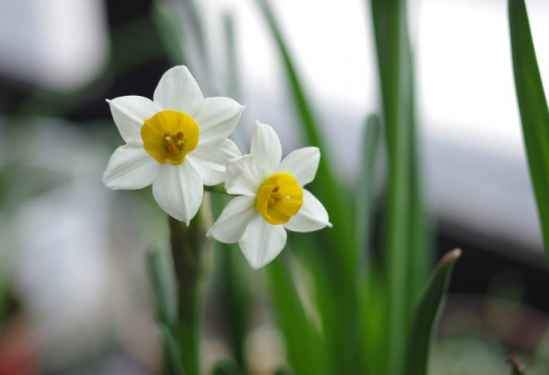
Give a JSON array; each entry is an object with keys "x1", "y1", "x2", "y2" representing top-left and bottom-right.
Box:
[
  {"x1": 147, "y1": 248, "x2": 185, "y2": 374},
  {"x1": 266, "y1": 258, "x2": 328, "y2": 375},
  {"x1": 147, "y1": 248, "x2": 178, "y2": 327},
  {"x1": 356, "y1": 114, "x2": 382, "y2": 266},
  {"x1": 405, "y1": 249, "x2": 462, "y2": 375},
  {"x1": 370, "y1": 0, "x2": 426, "y2": 373},
  {"x1": 508, "y1": 0, "x2": 549, "y2": 254}
]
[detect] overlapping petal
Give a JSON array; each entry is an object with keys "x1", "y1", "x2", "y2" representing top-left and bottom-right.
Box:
[
  {"x1": 285, "y1": 190, "x2": 331, "y2": 232},
  {"x1": 194, "y1": 97, "x2": 244, "y2": 145},
  {"x1": 251, "y1": 122, "x2": 282, "y2": 174},
  {"x1": 107, "y1": 96, "x2": 160, "y2": 143},
  {"x1": 103, "y1": 145, "x2": 158, "y2": 190},
  {"x1": 207, "y1": 196, "x2": 256, "y2": 243},
  {"x1": 225, "y1": 155, "x2": 263, "y2": 196},
  {"x1": 153, "y1": 66, "x2": 204, "y2": 115},
  {"x1": 152, "y1": 163, "x2": 204, "y2": 225},
  {"x1": 189, "y1": 140, "x2": 241, "y2": 186},
  {"x1": 279, "y1": 147, "x2": 320, "y2": 186},
  {"x1": 239, "y1": 216, "x2": 287, "y2": 269}
]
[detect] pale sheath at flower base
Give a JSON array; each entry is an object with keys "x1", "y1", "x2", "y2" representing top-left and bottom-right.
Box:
[
  {"x1": 208, "y1": 122, "x2": 332, "y2": 269},
  {"x1": 103, "y1": 66, "x2": 244, "y2": 224}
]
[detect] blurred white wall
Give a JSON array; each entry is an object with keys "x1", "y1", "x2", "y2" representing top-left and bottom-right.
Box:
[{"x1": 0, "y1": 0, "x2": 108, "y2": 89}]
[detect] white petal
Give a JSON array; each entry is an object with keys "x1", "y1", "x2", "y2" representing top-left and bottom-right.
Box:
[
  {"x1": 103, "y1": 145, "x2": 158, "y2": 190},
  {"x1": 225, "y1": 155, "x2": 263, "y2": 196},
  {"x1": 285, "y1": 190, "x2": 332, "y2": 232},
  {"x1": 251, "y1": 122, "x2": 282, "y2": 174},
  {"x1": 239, "y1": 216, "x2": 287, "y2": 269},
  {"x1": 279, "y1": 147, "x2": 320, "y2": 186},
  {"x1": 207, "y1": 196, "x2": 256, "y2": 243},
  {"x1": 153, "y1": 66, "x2": 204, "y2": 115},
  {"x1": 188, "y1": 140, "x2": 241, "y2": 186},
  {"x1": 107, "y1": 96, "x2": 160, "y2": 143},
  {"x1": 152, "y1": 163, "x2": 204, "y2": 225},
  {"x1": 194, "y1": 97, "x2": 244, "y2": 145}
]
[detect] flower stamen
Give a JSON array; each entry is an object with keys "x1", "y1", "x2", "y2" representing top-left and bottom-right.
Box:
[
  {"x1": 255, "y1": 173, "x2": 303, "y2": 224},
  {"x1": 141, "y1": 110, "x2": 199, "y2": 165}
]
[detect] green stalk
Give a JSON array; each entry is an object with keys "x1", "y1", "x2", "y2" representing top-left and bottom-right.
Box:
[
  {"x1": 169, "y1": 216, "x2": 204, "y2": 375},
  {"x1": 266, "y1": 257, "x2": 328, "y2": 375}
]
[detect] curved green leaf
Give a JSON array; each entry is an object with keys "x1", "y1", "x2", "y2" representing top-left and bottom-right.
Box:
[
  {"x1": 405, "y1": 249, "x2": 461, "y2": 375},
  {"x1": 508, "y1": 0, "x2": 549, "y2": 254}
]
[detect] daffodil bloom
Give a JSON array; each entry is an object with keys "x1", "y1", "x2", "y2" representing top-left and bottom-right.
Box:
[
  {"x1": 103, "y1": 66, "x2": 244, "y2": 224},
  {"x1": 208, "y1": 122, "x2": 332, "y2": 269}
]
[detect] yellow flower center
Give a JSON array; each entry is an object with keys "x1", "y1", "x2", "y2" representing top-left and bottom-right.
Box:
[
  {"x1": 255, "y1": 173, "x2": 303, "y2": 225},
  {"x1": 141, "y1": 110, "x2": 199, "y2": 165}
]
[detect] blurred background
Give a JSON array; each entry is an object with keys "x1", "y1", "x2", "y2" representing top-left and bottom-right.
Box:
[{"x1": 1, "y1": 0, "x2": 549, "y2": 373}]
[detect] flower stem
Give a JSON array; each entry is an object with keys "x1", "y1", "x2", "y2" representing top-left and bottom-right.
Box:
[
  {"x1": 168, "y1": 215, "x2": 204, "y2": 375},
  {"x1": 204, "y1": 185, "x2": 229, "y2": 195}
]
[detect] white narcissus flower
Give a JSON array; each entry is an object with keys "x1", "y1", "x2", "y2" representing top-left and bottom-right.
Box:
[
  {"x1": 208, "y1": 122, "x2": 332, "y2": 269},
  {"x1": 103, "y1": 66, "x2": 244, "y2": 224}
]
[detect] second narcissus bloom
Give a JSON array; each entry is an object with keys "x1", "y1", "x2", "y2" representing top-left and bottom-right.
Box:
[
  {"x1": 103, "y1": 66, "x2": 243, "y2": 224},
  {"x1": 208, "y1": 122, "x2": 332, "y2": 269}
]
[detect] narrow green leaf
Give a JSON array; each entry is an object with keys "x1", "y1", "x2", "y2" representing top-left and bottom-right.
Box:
[
  {"x1": 254, "y1": 1, "x2": 362, "y2": 372},
  {"x1": 211, "y1": 194, "x2": 252, "y2": 371},
  {"x1": 359, "y1": 269, "x2": 388, "y2": 375},
  {"x1": 161, "y1": 324, "x2": 187, "y2": 375},
  {"x1": 355, "y1": 115, "x2": 386, "y2": 374},
  {"x1": 266, "y1": 257, "x2": 328, "y2": 375},
  {"x1": 147, "y1": 248, "x2": 186, "y2": 374},
  {"x1": 370, "y1": 0, "x2": 428, "y2": 373},
  {"x1": 405, "y1": 249, "x2": 461, "y2": 375},
  {"x1": 147, "y1": 248, "x2": 178, "y2": 325},
  {"x1": 153, "y1": 0, "x2": 185, "y2": 64},
  {"x1": 403, "y1": 37, "x2": 431, "y2": 312},
  {"x1": 356, "y1": 114, "x2": 381, "y2": 265},
  {"x1": 508, "y1": 0, "x2": 549, "y2": 253}
]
